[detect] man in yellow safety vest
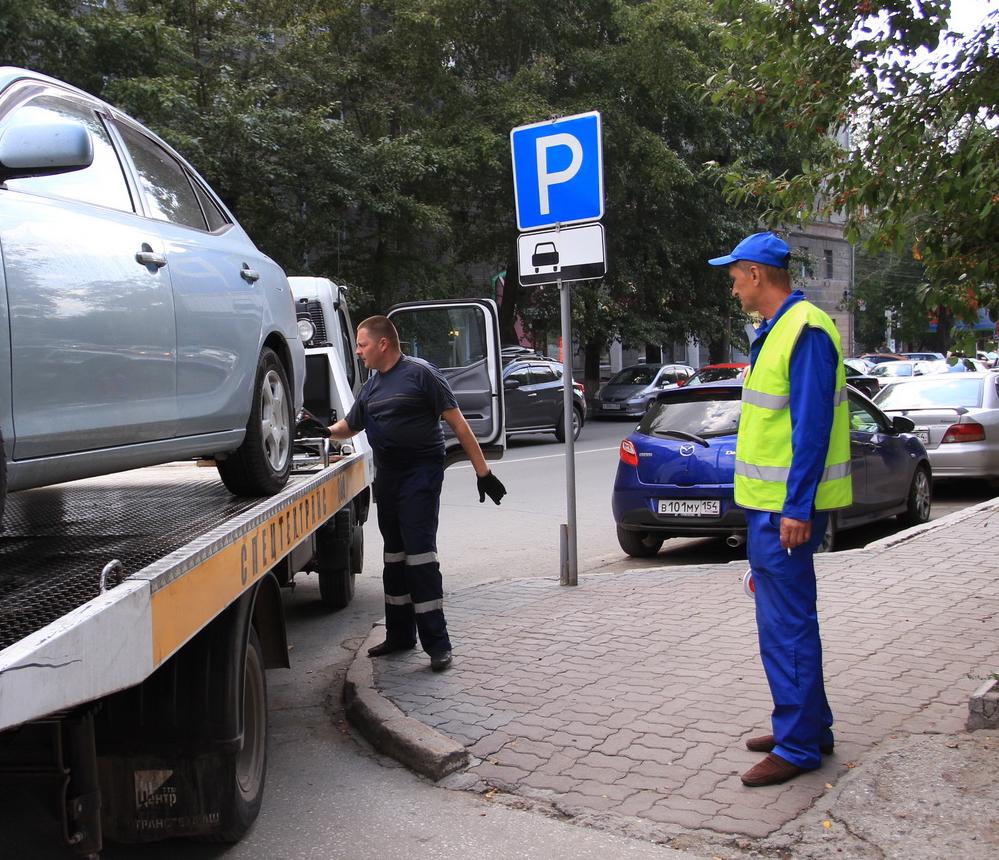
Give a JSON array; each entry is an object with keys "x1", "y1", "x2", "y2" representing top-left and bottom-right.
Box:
[{"x1": 709, "y1": 232, "x2": 851, "y2": 787}]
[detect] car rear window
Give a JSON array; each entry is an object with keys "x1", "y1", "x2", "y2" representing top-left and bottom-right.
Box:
[
  {"x1": 875, "y1": 377, "x2": 983, "y2": 409},
  {"x1": 638, "y1": 389, "x2": 742, "y2": 438}
]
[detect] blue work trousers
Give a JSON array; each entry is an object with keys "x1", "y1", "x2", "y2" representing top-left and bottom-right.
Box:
[
  {"x1": 374, "y1": 459, "x2": 451, "y2": 657},
  {"x1": 745, "y1": 509, "x2": 834, "y2": 769}
]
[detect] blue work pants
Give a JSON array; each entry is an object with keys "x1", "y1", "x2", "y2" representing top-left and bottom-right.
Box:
[
  {"x1": 374, "y1": 460, "x2": 451, "y2": 657},
  {"x1": 745, "y1": 509, "x2": 834, "y2": 769}
]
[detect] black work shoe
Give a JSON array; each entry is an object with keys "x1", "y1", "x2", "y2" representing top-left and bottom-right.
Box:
[
  {"x1": 367, "y1": 640, "x2": 416, "y2": 657},
  {"x1": 430, "y1": 650, "x2": 452, "y2": 672}
]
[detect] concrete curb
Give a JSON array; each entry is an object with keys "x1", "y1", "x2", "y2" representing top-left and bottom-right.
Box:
[{"x1": 343, "y1": 623, "x2": 469, "y2": 781}]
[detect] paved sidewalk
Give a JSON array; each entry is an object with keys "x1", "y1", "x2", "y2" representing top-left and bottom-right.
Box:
[{"x1": 347, "y1": 500, "x2": 999, "y2": 856}]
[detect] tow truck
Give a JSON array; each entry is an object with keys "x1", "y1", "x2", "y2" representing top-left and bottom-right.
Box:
[{"x1": 0, "y1": 285, "x2": 504, "y2": 857}]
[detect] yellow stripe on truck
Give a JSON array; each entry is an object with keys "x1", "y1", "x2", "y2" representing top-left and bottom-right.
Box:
[{"x1": 150, "y1": 457, "x2": 368, "y2": 665}]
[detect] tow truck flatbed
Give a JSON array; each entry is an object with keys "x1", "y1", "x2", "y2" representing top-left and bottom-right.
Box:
[{"x1": 0, "y1": 454, "x2": 369, "y2": 733}]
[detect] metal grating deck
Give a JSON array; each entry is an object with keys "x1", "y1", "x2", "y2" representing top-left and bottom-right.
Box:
[{"x1": 0, "y1": 467, "x2": 270, "y2": 652}]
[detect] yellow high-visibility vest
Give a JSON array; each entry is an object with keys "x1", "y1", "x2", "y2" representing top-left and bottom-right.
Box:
[{"x1": 735, "y1": 300, "x2": 852, "y2": 512}]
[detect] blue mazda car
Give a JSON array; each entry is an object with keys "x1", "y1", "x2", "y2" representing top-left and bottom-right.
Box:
[{"x1": 612, "y1": 381, "x2": 932, "y2": 557}]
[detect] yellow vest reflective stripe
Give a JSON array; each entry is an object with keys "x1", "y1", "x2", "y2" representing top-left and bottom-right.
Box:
[{"x1": 735, "y1": 300, "x2": 852, "y2": 512}]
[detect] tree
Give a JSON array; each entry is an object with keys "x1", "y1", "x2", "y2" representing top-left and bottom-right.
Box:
[{"x1": 709, "y1": 0, "x2": 999, "y2": 319}]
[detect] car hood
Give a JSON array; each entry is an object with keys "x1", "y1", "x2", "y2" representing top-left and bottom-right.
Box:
[
  {"x1": 599, "y1": 383, "x2": 650, "y2": 401},
  {"x1": 631, "y1": 431, "x2": 737, "y2": 485}
]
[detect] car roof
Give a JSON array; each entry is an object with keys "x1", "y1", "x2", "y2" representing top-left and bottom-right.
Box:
[{"x1": 695, "y1": 363, "x2": 747, "y2": 370}]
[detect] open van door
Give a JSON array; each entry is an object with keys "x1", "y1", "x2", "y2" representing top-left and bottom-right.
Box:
[{"x1": 387, "y1": 299, "x2": 505, "y2": 467}]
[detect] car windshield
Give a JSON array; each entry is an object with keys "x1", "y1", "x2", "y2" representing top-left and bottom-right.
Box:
[
  {"x1": 875, "y1": 377, "x2": 984, "y2": 409},
  {"x1": 638, "y1": 389, "x2": 742, "y2": 438},
  {"x1": 608, "y1": 366, "x2": 660, "y2": 386}
]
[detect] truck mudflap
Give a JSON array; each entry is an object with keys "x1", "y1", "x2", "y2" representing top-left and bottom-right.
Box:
[{"x1": 0, "y1": 454, "x2": 370, "y2": 733}]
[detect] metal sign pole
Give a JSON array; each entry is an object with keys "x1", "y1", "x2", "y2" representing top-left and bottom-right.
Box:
[{"x1": 558, "y1": 273, "x2": 579, "y2": 586}]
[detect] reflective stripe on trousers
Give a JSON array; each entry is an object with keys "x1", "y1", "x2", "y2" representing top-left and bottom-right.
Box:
[{"x1": 374, "y1": 460, "x2": 451, "y2": 656}]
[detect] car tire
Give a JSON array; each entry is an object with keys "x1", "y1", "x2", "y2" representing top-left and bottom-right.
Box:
[
  {"x1": 554, "y1": 404, "x2": 584, "y2": 443},
  {"x1": 317, "y1": 507, "x2": 355, "y2": 609},
  {"x1": 616, "y1": 525, "x2": 664, "y2": 558},
  {"x1": 217, "y1": 348, "x2": 294, "y2": 496},
  {"x1": 898, "y1": 466, "x2": 932, "y2": 526},
  {"x1": 816, "y1": 514, "x2": 837, "y2": 554}
]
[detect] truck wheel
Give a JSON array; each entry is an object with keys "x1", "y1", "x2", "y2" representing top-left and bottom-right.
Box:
[
  {"x1": 554, "y1": 404, "x2": 583, "y2": 442},
  {"x1": 616, "y1": 525, "x2": 664, "y2": 558},
  {"x1": 317, "y1": 507, "x2": 355, "y2": 608},
  {"x1": 218, "y1": 348, "x2": 293, "y2": 496},
  {"x1": 350, "y1": 510, "x2": 364, "y2": 575},
  {"x1": 211, "y1": 627, "x2": 267, "y2": 842}
]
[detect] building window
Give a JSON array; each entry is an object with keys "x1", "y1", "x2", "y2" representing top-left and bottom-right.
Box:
[
  {"x1": 798, "y1": 246, "x2": 811, "y2": 279},
  {"x1": 824, "y1": 249, "x2": 834, "y2": 280}
]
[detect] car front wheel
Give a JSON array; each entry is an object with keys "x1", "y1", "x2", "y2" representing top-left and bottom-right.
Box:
[
  {"x1": 898, "y1": 466, "x2": 932, "y2": 526},
  {"x1": 554, "y1": 404, "x2": 583, "y2": 442},
  {"x1": 218, "y1": 347, "x2": 294, "y2": 496},
  {"x1": 616, "y1": 525, "x2": 664, "y2": 558}
]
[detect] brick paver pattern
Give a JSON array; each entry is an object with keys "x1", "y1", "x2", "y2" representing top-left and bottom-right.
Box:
[{"x1": 373, "y1": 508, "x2": 999, "y2": 837}]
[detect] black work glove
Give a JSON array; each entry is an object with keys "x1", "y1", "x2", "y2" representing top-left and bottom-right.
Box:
[
  {"x1": 296, "y1": 408, "x2": 331, "y2": 438},
  {"x1": 477, "y1": 471, "x2": 507, "y2": 505}
]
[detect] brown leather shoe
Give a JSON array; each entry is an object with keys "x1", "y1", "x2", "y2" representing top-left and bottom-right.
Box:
[
  {"x1": 741, "y1": 753, "x2": 808, "y2": 787},
  {"x1": 744, "y1": 734, "x2": 834, "y2": 755}
]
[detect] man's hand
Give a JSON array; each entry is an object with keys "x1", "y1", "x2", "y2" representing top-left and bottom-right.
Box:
[
  {"x1": 477, "y1": 471, "x2": 507, "y2": 505},
  {"x1": 779, "y1": 516, "x2": 811, "y2": 550}
]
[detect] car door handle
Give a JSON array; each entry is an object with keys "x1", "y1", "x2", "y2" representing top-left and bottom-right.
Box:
[
  {"x1": 241, "y1": 264, "x2": 260, "y2": 283},
  {"x1": 135, "y1": 245, "x2": 167, "y2": 268}
]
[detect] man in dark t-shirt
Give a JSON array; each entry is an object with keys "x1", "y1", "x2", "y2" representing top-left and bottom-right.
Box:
[{"x1": 328, "y1": 316, "x2": 506, "y2": 671}]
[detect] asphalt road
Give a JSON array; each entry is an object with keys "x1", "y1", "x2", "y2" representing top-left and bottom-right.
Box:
[{"x1": 4, "y1": 419, "x2": 993, "y2": 858}]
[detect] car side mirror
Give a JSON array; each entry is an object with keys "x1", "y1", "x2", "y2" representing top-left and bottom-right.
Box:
[
  {"x1": 504, "y1": 378, "x2": 521, "y2": 390},
  {"x1": 891, "y1": 415, "x2": 915, "y2": 433},
  {"x1": 0, "y1": 121, "x2": 94, "y2": 180}
]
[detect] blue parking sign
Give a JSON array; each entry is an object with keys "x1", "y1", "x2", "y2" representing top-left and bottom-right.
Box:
[{"x1": 510, "y1": 111, "x2": 603, "y2": 232}]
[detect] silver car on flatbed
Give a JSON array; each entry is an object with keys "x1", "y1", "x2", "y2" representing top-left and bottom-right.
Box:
[
  {"x1": 0, "y1": 67, "x2": 305, "y2": 522},
  {"x1": 874, "y1": 371, "x2": 999, "y2": 481}
]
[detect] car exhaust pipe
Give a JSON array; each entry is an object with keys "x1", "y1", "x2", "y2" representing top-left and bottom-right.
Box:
[{"x1": 726, "y1": 534, "x2": 746, "y2": 548}]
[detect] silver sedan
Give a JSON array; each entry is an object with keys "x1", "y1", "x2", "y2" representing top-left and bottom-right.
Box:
[{"x1": 874, "y1": 372, "x2": 999, "y2": 480}]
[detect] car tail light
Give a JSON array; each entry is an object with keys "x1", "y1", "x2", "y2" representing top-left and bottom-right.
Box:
[
  {"x1": 941, "y1": 421, "x2": 985, "y2": 443},
  {"x1": 620, "y1": 439, "x2": 638, "y2": 466}
]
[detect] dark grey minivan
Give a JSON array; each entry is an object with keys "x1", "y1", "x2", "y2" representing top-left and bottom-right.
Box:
[{"x1": 0, "y1": 68, "x2": 305, "y2": 522}]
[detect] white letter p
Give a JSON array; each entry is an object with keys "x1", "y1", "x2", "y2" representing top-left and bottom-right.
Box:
[{"x1": 536, "y1": 133, "x2": 583, "y2": 216}]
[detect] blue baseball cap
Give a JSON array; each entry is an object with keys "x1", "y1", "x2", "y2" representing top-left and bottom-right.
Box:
[{"x1": 708, "y1": 231, "x2": 791, "y2": 269}]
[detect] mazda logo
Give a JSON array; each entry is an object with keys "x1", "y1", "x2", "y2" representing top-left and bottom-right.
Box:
[{"x1": 679, "y1": 443, "x2": 695, "y2": 456}]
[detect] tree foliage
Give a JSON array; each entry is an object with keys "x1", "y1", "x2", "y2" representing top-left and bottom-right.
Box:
[{"x1": 709, "y1": 0, "x2": 999, "y2": 317}]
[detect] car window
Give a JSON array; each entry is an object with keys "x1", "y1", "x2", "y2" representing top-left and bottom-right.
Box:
[
  {"x1": 530, "y1": 364, "x2": 558, "y2": 385},
  {"x1": 506, "y1": 365, "x2": 532, "y2": 386},
  {"x1": 657, "y1": 368, "x2": 680, "y2": 385},
  {"x1": 115, "y1": 121, "x2": 208, "y2": 230},
  {"x1": 638, "y1": 390, "x2": 742, "y2": 439},
  {"x1": 4, "y1": 94, "x2": 134, "y2": 212},
  {"x1": 608, "y1": 366, "x2": 659, "y2": 386},
  {"x1": 848, "y1": 393, "x2": 883, "y2": 433},
  {"x1": 875, "y1": 377, "x2": 984, "y2": 409},
  {"x1": 191, "y1": 177, "x2": 230, "y2": 232}
]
